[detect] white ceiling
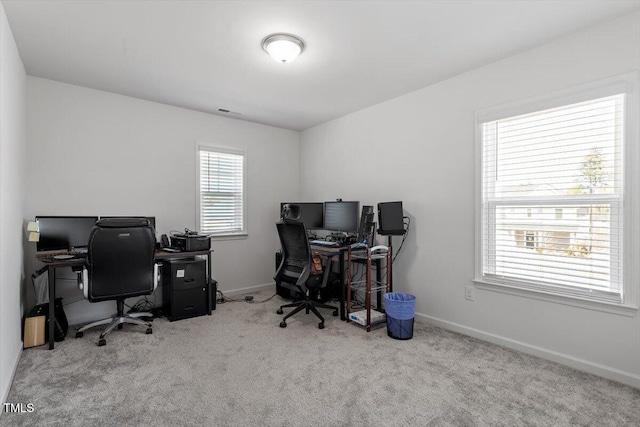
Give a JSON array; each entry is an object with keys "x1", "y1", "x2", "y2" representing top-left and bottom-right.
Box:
[{"x1": 4, "y1": 1, "x2": 640, "y2": 131}]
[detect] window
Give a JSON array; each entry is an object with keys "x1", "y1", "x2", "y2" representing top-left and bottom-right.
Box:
[
  {"x1": 477, "y1": 85, "x2": 634, "y2": 305},
  {"x1": 525, "y1": 232, "x2": 536, "y2": 249},
  {"x1": 197, "y1": 145, "x2": 246, "y2": 236}
]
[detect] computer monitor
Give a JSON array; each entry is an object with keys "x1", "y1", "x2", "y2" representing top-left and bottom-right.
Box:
[
  {"x1": 35, "y1": 216, "x2": 99, "y2": 252},
  {"x1": 279, "y1": 203, "x2": 324, "y2": 230},
  {"x1": 378, "y1": 201, "x2": 405, "y2": 235},
  {"x1": 323, "y1": 201, "x2": 359, "y2": 233},
  {"x1": 100, "y1": 216, "x2": 156, "y2": 229}
]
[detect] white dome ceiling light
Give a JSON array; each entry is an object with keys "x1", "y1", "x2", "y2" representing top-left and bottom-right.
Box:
[{"x1": 262, "y1": 33, "x2": 305, "y2": 64}]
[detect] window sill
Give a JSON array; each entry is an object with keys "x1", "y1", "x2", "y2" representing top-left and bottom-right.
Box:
[
  {"x1": 472, "y1": 278, "x2": 638, "y2": 317},
  {"x1": 210, "y1": 233, "x2": 248, "y2": 242}
]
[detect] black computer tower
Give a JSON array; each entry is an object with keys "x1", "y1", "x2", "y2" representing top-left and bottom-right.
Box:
[
  {"x1": 162, "y1": 258, "x2": 208, "y2": 321},
  {"x1": 209, "y1": 278, "x2": 218, "y2": 312}
]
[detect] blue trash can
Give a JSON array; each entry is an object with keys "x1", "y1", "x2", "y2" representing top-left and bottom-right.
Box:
[{"x1": 383, "y1": 292, "x2": 416, "y2": 340}]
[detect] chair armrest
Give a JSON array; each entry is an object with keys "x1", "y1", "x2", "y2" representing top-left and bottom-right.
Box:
[
  {"x1": 75, "y1": 267, "x2": 89, "y2": 300},
  {"x1": 154, "y1": 263, "x2": 160, "y2": 291}
]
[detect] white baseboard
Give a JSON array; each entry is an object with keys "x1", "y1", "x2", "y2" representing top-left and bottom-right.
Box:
[
  {"x1": 1, "y1": 342, "x2": 23, "y2": 411},
  {"x1": 416, "y1": 312, "x2": 640, "y2": 389}
]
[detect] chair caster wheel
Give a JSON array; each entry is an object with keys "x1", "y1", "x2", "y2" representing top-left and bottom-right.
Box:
[
  {"x1": 332, "y1": 310, "x2": 338, "y2": 316},
  {"x1": 276, "y1": 309, "x2": 283, "y2": 315},
  {"x1": 98, "y1": 339, "x2": 106, "y2": 347},
  {"x1": 318, "y1": 322, "x2": 325, "y2": 329},
  {"x1": 279, "y1": 321, "x2": 287, "y2": 328},
  {"x1": 75, "y1": 331, "x2": 83, "y2": 338},
  {"x1": 146, "y1": 328, "x2": 153, "y2": 335},
  {"x1": 117, "y1": 324, "x2": 123, "y2": 330}
]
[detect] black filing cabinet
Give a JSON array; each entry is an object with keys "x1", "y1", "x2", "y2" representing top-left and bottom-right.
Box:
[{"x1": 162, "y1": 258, "x2": 208, "y2": 321}]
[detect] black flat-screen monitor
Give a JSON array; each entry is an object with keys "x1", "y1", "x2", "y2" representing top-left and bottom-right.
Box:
[
  {"x1": 323, "y1": 201, "x2": 359, "y2": 233},
  {"x1": 100, "y1": 216, "x2": 156, "y2": 229},
  {"x1": 279, "y1": 203, "x2": 323, "y2": 230},
  {"x1": 378, "y1": 201, "x2": 405, "y2": 235},
  {"x1": 36, "y1": 216, "x2": 99, "y2": 252}
]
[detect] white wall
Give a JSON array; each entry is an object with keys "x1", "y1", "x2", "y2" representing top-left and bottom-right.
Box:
[
  {"x1": 0, "y1": 1, "x2": 26, "y2": 405},
  {"x1": 26, "y1": 77, "x2": 300, "y2": 325},
  {"x1": 301, "y1": 12, "x2": 640, "y2": 386}
]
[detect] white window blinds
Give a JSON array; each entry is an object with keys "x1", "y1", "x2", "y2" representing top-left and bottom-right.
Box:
[
  {"x1": 480, "y1": 94, "x2": 624, "y2": 302},
  {"x1": 198, "y1": 147, "x2": 245, "y2": 235}
]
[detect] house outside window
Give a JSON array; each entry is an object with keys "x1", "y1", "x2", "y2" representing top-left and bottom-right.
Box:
[
  {"x1": 525, "y1": 232, "x2": 536, "y2": 249},
  {"x1": 476, "y1": 74, "x2": 639, "y2": 308}
]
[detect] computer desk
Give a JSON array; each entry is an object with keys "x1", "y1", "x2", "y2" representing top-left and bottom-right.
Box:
[
  {"x1": 37, "y1": 249, "x2": 214, "y2": 350},
  {"x1": 310, "y1": 244, "x2": 389, "y2": 321}
]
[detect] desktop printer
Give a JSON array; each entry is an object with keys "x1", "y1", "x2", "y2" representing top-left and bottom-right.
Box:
[{"x1": 170, "y1": 232, "x2": 211, "y2": 252}]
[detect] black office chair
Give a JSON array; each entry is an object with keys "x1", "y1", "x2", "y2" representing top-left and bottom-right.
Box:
[
  {"x1": 75, "y1": 218, "x2": 159, "y2": 346},
  {"x1": 275, "y1": 217, "x2": 338, "y2": 329}
]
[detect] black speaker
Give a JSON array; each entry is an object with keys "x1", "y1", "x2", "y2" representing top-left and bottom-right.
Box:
[{"x1": 378, "y1": 201, "x2": 405, "y2": 236}]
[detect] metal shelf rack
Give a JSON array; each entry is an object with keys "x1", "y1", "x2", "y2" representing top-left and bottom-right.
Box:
[{"x1": 346, "y1": 245, "x2": 391, "y2": 332}]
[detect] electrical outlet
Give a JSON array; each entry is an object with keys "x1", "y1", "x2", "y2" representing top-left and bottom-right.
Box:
[{"x1": 465, "y1": 285, "x2": 475, "y2": 301}]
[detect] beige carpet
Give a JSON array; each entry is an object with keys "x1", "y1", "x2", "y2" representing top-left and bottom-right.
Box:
[{"x1": 2, "y1": 290, "x2": 639, "y2": 426}]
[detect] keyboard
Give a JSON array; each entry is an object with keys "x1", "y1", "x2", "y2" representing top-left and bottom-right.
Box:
[{"x1": 310, "y1": 240, "x2": 339, "y2": 247}]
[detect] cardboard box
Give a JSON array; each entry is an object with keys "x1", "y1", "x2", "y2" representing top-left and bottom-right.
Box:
[{"x1": 23, "y1": 314, "x2": 45, "y2": 348}]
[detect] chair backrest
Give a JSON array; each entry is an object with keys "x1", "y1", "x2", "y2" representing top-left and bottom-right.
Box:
[
  {"x1": 275, "y1": 219, "x2": 312, "y2": 289},
  {"x1": 87, "y1": 218, "x2": 156, "y2": 302}
]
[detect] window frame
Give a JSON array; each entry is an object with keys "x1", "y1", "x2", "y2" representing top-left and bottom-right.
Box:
[
  {"x1": 474, "y1": 72, "x2": 640, "y2": 316},
  {"x1": 195, "y1": 142, "x2": 248, "y2": 240}
]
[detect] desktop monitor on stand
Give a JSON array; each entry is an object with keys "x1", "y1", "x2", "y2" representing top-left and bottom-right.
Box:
[
  {"x1": 376, "y1": 201, "x2": 405, "y2": 295},
  {"x1": 323, "y1": 201, "x2": 359, "y2": 245},
  {"x1": 377, "y1": 202, "x2": 405, "y2": 236}
]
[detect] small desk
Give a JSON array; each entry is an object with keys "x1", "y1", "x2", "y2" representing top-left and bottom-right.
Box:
[{"x1": 38, "y1": 249, "x2": 215, "y2": 350}]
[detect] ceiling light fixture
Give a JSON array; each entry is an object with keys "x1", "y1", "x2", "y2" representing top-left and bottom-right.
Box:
[{"x1": 261, "y1": 33, "x2": 305, "y2": 64}]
